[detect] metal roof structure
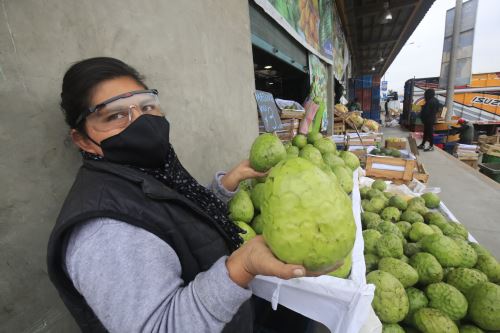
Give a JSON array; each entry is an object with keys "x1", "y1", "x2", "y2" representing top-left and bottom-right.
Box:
[{"x1": 336, "y1": 0, "x2": 435, "y2": 76}]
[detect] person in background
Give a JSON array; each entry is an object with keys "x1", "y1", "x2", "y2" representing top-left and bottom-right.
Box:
[
  {"x1": 46, "y1": 57, "x2": 339, "y2": 333},
  {"x1": 347, "y1": 97, "x2": 361, "y2": 111},
  {"x1": 450, "y1": 118, "x2": 474, "y2": 145},
  {"x1": 418, "y1": 89, "x2": 440, "y2": 151}
]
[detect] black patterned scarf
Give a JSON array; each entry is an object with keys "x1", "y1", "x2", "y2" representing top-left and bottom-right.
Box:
[{"x1": 82, "y1": 144, "x2": 243, "y2": 249}]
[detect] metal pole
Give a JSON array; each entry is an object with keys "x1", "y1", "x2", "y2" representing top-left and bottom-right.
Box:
[{"x1": 445, "y1": 0, "x2": 463, "y2": 121}]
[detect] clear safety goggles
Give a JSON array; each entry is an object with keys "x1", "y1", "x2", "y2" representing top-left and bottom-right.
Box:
[{"x1": 77, "y1": 89, "x2": 164, "y2": 132}]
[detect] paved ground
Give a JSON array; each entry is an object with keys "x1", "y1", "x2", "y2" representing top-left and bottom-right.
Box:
[{"x1": 383, "y1": 126, "x2": 500, "y2": 259}]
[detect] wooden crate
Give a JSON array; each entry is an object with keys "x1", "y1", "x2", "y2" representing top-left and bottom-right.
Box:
[
  {"x1": 458, "y1": 157, "x2": 479, "y2": 169},
  {"x1": 333, "y1": 121, "x2": 346, "y2": 135},
  {"x1": 413, "y1": 160, "x2": 429, "y2": 183},
  {"x1": 385, "y1": 140, "x2": 407, "y2": 150},
  {"x1": 365, "y1": 156, "x2": 416, "y2": 181}
]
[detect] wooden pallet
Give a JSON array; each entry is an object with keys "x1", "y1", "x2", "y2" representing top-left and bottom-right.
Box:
[{"x1": 413, "y1": 160, "x2": 429, "y2": 183}]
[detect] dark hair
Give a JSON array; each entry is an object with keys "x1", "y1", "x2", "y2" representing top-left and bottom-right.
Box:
[
  {"x1": 60, "y1": 57, "x2": 147, "y2": 131},
  {"x1": 424, "y1": 89, "x2": 435, "y2": 101}
]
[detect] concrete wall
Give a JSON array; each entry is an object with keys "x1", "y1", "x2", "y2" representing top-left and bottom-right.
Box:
[{"x1": 0, "y1": 0, "x2": 257, "y2": 331}]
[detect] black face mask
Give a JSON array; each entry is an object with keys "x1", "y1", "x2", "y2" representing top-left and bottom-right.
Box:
[{"x1": 99, "y1": 115, "x2": 170, "y2": 168}]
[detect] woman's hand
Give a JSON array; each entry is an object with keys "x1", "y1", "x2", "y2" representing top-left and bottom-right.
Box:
[
  {"x1": 225, "y1": 236, "x2": 344, "y2": 288},
  {"x1": 221, "y1": 159, "x2": 267, "y2": 192}
]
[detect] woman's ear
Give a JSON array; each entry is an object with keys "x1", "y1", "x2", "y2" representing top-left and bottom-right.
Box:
[{"x1": 71, "y1": 129, "x2": 100, "y2": 155}]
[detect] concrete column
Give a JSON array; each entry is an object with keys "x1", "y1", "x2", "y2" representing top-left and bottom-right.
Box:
[{"x1": 445, "y1": 0, "x2": 463, "y2": 121}]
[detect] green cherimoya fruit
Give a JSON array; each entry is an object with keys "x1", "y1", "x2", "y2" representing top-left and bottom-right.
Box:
[
  {"x1": 367, "y1": 188, "x2": 384, "y2": 199},
  {"x1": 372, "y1": 179, "x2": 387, "y2": 191},
  {"x1": 361, "y1": 211, "x2": 382, "y2": 229},
  {"x1": 286, "y1": 145, "x2": 300, "y2": 157},
  {"x1": 332, "y1": 165, "x2": 353, "y2": 194},
  {"x1": 469, "y1": 243, "x2": 492, "y2": 257},
  {"x1": 365, "y1": 253, "x2": 380, "y2": 273},
  {"x1": 409, "y1": 222, "x2": 435, "y2": 242},
  {"x1": 453, "y1": 238, "x2": 477, "y2": 268},
  {"x1": 360, "y1": 186, "x2": 371, "y2": 199},
  {"x1": 396, "y1": 221, "x2": 412, "y2": 238},
  {"x1": 249, "y1": 133, "x2": 286, "y2": 172},
  {"x1": 384, "y1": 191, "x2": 396, "y2": 199},
  {"x1": 400, "y1": 255, "x2": 409, "y2": 264},
  {"x1": 377, "y1": 221, "x2": 404, "y2": 239},
  {"x1": 446, "y1": 268, "x2": 488, "y2": 297},
  {"x1": 474, "y1": 254, "x2": 500, "y2": 283},
  {"x1": 381, "y1": 207, "x2": 401, "y2": 222},
  {"x1": 376, "y1": 233, "x2": 403, "y2": 259},
  {"x1": 238, "y1": 179, "x2": 255, "y2": 191},
  {"x1": 307, "y1": 131, "x2": 323, "y2": 144},
  {"x1": 425, "y1": 282, "x2": 468, "y2": 321},
  {"x1": 458, "y1": 325, "x2": 484, "y2": 333},
  {"x1": 466, "y1": 282, "x2": 500, "y2": 331},
  {"x1": 234, "y1": 221, "x2": 256, "y2": 243},
  {"x1": 429, "y1": 224, "x2": 444, "y2": 235},
  {"x1": 421, "y1": 234, "x2": 463, "y2": 267},
  {"x1": 425, "y1": 211, "x2": 449, "y2": 228},
  {"x1": 404, "y1": 287, "x2": 429, "y2": 325},
  {"x1": 228, "y1": 190, "x2": 254, "y2": 223},
  {"x1": 413, "y1": 308, "x2": 459, "y2": 333},
  {"x1": 363, "y1": 229, "x2": 382, "y2": 254},
  {"x1": 389, "y1": 195, "x2": 408, "y2": 211},
  {"x1": 250, "y1": 214, "x2": 266, "y2": 235},
  {"x1": 318, "y1": 163, "x2": 338, "y2": 185},
  {"x1": 378, "y1": 257, "x2": 419, "y2": 288},
  {"x1": 409, "y1": 196, "x2": 425, "y2": 206},
  {"x1": 406, "y1": 202, "x2": 429, "y2": 216},
  {"x1": 410, "y1": 253, "x2": 444, "y2": 285},
  {"x1": 328, "y1": 251, "x2": 352, "y2": 278},
  {"x1": 382, "y1": 323, "x2": 404, "y2": 333},
  {"x1": 299, "y1": 144, "x2": 323, "y2": 166},
  {"x1": 367, "y1": 270, "x2": 409, "y2": 323},
  {"x1": 339, "y1": 150, "x2": 360, "y2": 171},
  {"x1": 322, "y1": 152, "x2": 345, "y2": 170},
  {"x1": 250, "y1": 183, "x2": 266, "y2": 212},
  {"x1": 421, "y1": 192, "x2": 441, "y2": 209},
  {"x1": 292, "y1": 134, "x2": 308, "y2": 148},
  {"x1": 442, "y1": 222, "x2": 469, "y2": 240},
  {"x1": 313, "y1": 137, "x2": 336, "y2": 154},
  {"x1": 261, "y1": 158, "x2": 356, "y2": 271},
  {"x1": 404, "y1": 242, "x2": 422, "y2": 257},
  {"x1": 364, "y1": 197, "x2": 385, "y2": 214},
  {"x1": 401, "y1": 210, "x2": 424, "y2": 224}
]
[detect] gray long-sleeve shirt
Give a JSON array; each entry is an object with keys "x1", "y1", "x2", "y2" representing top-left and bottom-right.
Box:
[{"x1": 64, "y1": 172, "x2": 252, "y2": 333}]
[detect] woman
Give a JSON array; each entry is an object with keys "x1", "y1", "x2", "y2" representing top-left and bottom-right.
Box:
[
  {"x1": 46, "y1": 57, "x2": 316, "y2": 333},
  {"x1": 418, "y1": 89, "x2": 440, "y2": 151}
]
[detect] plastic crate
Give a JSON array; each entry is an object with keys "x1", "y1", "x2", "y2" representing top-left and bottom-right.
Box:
[
  {"x1": 433, "y1": 134, "x2": 447, "y2": 144},
  {"x1": 479, "y1": 163, "x2": 500, "y2": 183},
  {"x1": 482, "y1": 154, "x2": 500, "y2": 163}
]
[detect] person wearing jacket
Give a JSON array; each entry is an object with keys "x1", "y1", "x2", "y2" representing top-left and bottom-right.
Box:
[
  {"x1": 47, "y1": 57, "x2": 337, "y2": 333},
  {"x1": 418, "y1": 89, "x2": 440, "y2": 151}
]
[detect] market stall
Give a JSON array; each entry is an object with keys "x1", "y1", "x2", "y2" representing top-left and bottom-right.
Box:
[{"x1": 226, "y1": 127, "x2": 500, "y2": 333}]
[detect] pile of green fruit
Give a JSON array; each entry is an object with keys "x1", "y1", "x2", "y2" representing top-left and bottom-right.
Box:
[
  {"x1": 369, "y1": 147, "x2": 402, "y2": 158},
  {"x1": 361, "y1": 182, "x2": 500, "y2": 332},
  {"x1": 228, "y1": 132, "x2": 361, "y2": 274}
]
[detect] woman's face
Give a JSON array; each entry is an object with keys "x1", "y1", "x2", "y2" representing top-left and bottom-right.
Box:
[{"x1": 71, "y1": 76, "x2": 146, "y2": 155}]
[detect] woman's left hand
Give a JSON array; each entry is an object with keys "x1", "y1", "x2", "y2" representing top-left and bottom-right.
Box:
[{"x1": 221, "y1": 159, "x2": 267, "y2": 192}]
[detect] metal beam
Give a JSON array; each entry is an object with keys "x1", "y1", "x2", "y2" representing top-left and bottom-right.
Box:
[{"x1": 353, "y1": 0, "x2": 418, "y2": 18}]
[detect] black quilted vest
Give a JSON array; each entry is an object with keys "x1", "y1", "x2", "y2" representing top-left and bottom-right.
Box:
[{"x1": 46, "y1": 160, "x2": 252, "y2": 332}]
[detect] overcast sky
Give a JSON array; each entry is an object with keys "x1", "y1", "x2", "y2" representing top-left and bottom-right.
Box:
[{"x1": 383, "y1": 0, "x2": 500, "y2": 95}]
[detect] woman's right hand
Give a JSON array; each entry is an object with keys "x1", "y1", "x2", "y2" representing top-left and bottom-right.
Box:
[{"x1": 225, "y1": 236, "x2": 344, "y2": 288}]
